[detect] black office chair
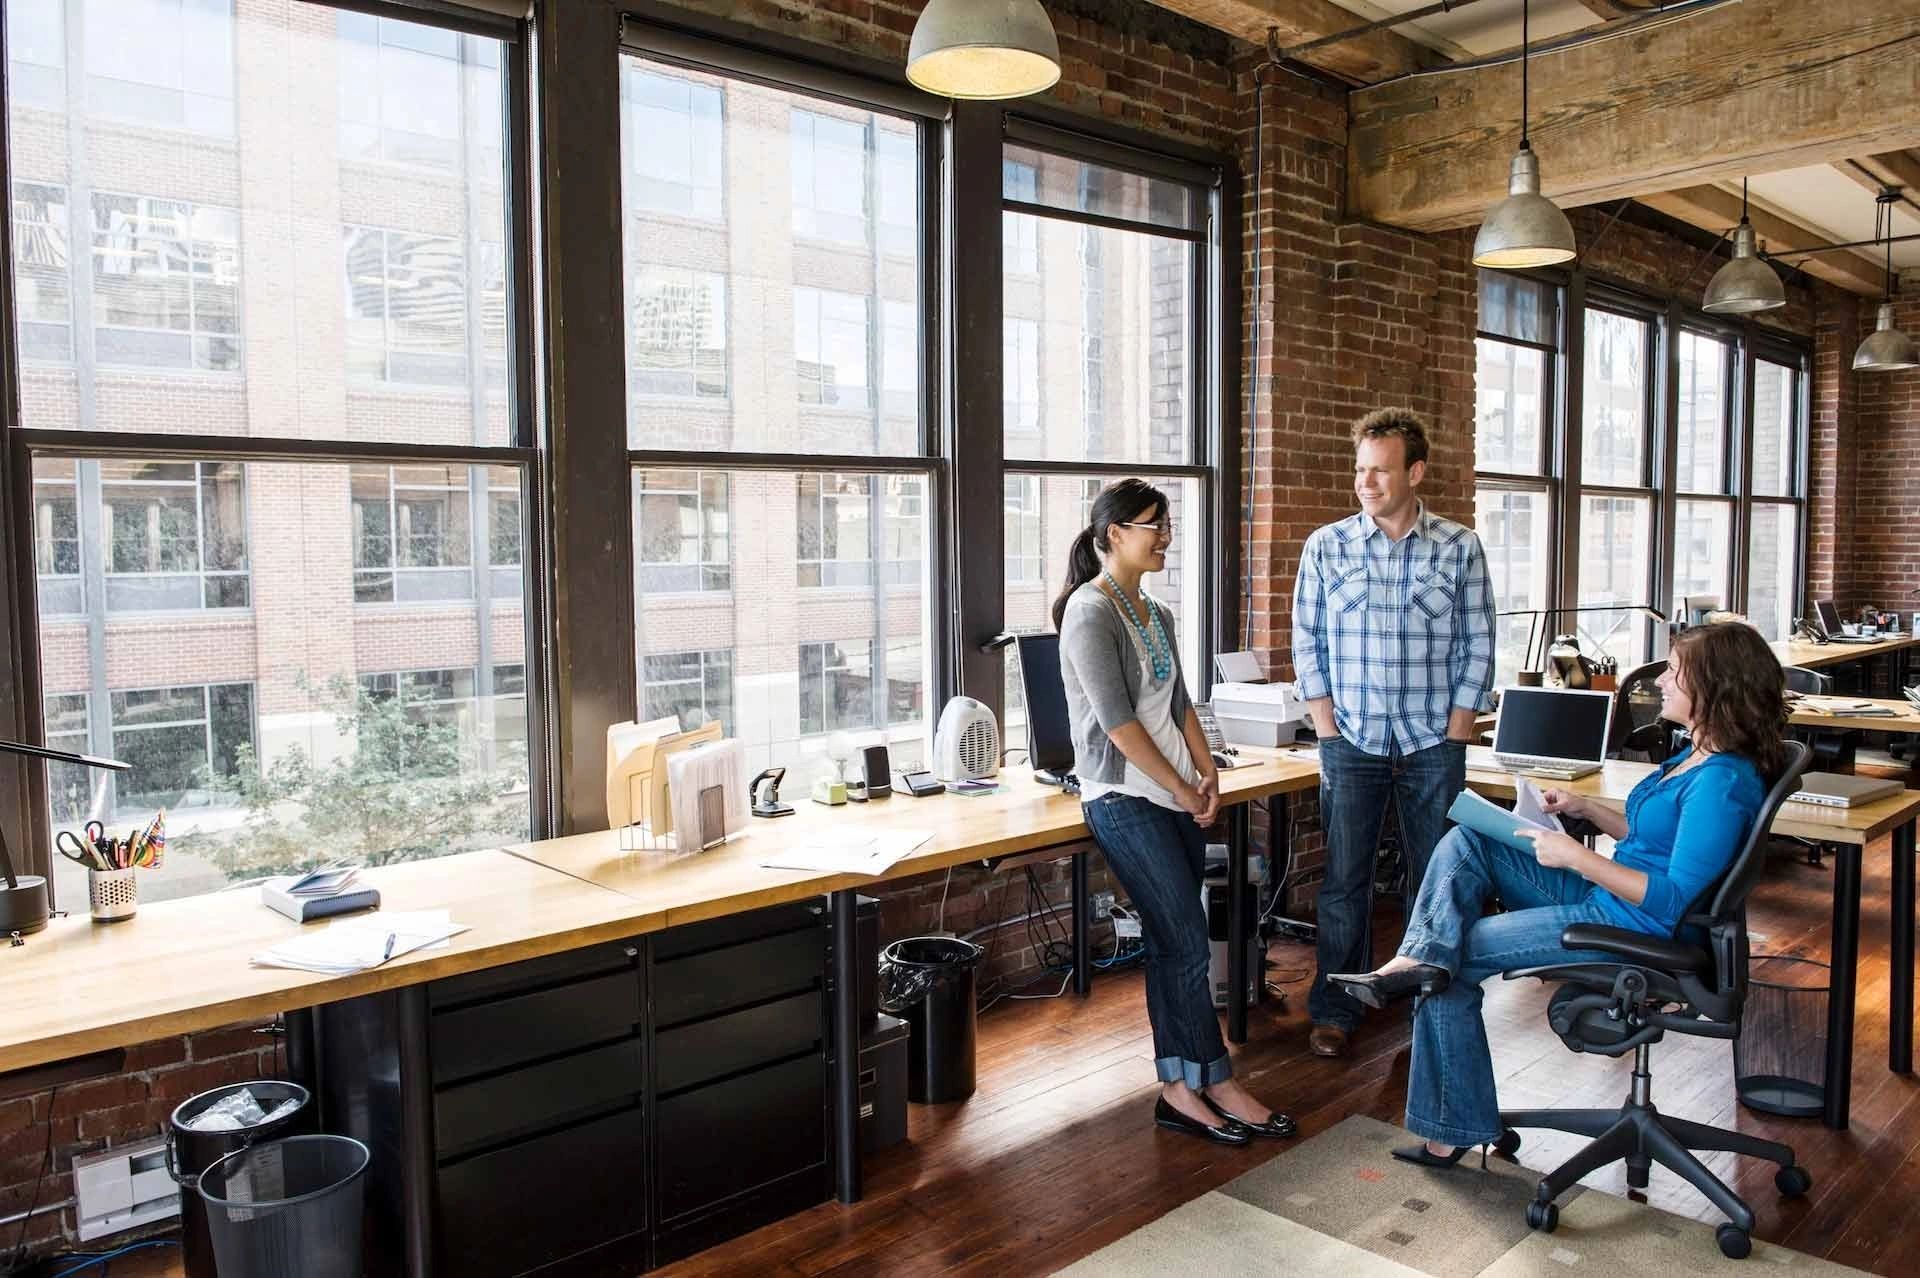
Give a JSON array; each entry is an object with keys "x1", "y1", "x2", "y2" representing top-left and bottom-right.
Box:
[
  {"x1": 1609, "y1": 661, "x2": 1680, "y2": 763},
  {"x1": 1783, "y1": 665, "x2": 1857, "y2": 774},
  {"x1": 1494, "y1": 741, "x2": 1813, "y2": 1261}
]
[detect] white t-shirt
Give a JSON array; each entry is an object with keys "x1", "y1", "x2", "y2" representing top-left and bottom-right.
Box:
[{"x1": 1077, "y1": 612, "x2": 1199, "y2": 812}]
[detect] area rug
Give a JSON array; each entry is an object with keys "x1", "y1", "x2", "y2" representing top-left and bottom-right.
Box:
[{"x1": 1055, "y1": 1115, "x2": 1870, "y2": 1277}]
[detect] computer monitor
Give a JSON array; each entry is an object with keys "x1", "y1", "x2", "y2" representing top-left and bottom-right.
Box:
[
  {"x1": 1815, "y1": 599, "x2": 1843, "y2": 639},
  {"x1": 1014, "y1": 633, "x2": 1076, "y2": 786},
  {"x1": 1493, "y1": 686, "x2": 1614, "y2": 765}
]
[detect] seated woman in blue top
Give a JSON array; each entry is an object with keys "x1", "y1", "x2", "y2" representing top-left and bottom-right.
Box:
[{"x1": 1328, "y1": 621, "x2": 1787, "y2": 1166}]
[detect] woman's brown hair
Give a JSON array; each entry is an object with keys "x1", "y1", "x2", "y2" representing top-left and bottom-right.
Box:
[{"x1": 1666, "y1": 622, "x2": 1790, "y2": 783}]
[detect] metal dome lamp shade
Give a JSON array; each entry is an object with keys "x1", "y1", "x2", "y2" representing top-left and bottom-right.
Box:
[
  {"x1": 907, "y1": 0, "x2": 1061, "y2": 101},
  {"x1": 1703, "y1": 180, "x2": 1785, "y2": 314},
  {"x1": 1855, "y1": 190, "x2": 1919, "y2": 373},
  {"x1": 1473, "y1": 0, "x2": 1575, "y2": 269}
]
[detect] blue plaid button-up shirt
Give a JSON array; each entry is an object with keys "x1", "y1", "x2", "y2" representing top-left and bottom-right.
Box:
[{"x1": 1291, "y1": 504, "x2": 1496, "y2": 756}]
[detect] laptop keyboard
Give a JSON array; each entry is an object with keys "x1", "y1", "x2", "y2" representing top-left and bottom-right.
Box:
[{"x1": 1495, "y1": 753, "x2": 1592, "y2": 772}]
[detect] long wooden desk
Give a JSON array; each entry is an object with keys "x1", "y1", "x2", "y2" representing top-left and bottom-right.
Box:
[
  {"x1": 1464, "y1": 746, "x2": 1920, "y2": 1130},
  {"x1": 1773, "y1": 633, "x2": 1920, "y2": 679},
  {"x1": 1789, "y1": 695, "x2": 1920, "y2": 733}
]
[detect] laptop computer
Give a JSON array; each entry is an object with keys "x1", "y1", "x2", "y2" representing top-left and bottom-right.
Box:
[
  {"x1": 1816, "y1": 599, "x2": 1881, "y2": 644},
  {"x1": 1492, "y1": 686, "x2": 1614, "y2": 780},
  {"x1": 1783, "y1": 773, "x2": 1903, "y2": 810}
]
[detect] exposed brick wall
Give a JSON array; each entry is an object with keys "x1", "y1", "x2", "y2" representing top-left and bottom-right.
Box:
[
  {"x1": 1810, "y1": 289, "x2": 1863, "y2": 607},
  {"x1": 1848, "y1": 295, "x2": 1920, "y2": 608}
]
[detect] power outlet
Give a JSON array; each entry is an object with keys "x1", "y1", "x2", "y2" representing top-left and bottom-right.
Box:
[{"x1": 1091, "y1": 891, "x2": 1116, "y2": 919}]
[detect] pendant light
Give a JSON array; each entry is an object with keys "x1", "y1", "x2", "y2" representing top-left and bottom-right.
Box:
[
  {"x1": 1854, "y1": 189, "x2": 1919, "y2": 373},
  {"x1": 1473, "y1": 0, "x2": 1576, "y2": 269},
  {"x1": 1703, "y1": 179, "x2": 1785, "y2": 314},
  {"x1": 906, "y1": 0, "x2": 1061, "y2": 100}
]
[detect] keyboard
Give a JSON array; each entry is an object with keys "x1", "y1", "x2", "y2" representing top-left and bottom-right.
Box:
[{"x1": 1494, "y1": 754, "x2": 1600, "y2": 780}]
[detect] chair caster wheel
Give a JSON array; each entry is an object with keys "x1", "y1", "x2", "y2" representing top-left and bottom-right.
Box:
[
  {"x1": 1717, "y1": 1225, "x2": 1751, "y2": 1259},
  {"x1": 1526, "y1": 1199, "x2": 1558, "y2": 1233},
  {"x1": 1494, "y1": 1128, "x2": 1521, "y2": 1157},
  {"x1": 1775, "y1": 1165, "x2": 1811, "y2": 1198}
]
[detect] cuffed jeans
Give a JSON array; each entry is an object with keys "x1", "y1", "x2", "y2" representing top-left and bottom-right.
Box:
[
  {"x1": 1309, "y1": 734, "x2": 1466, "y2": 1030},
  {"x1": 1083, "y1": 792, "x2": 1231, "y2": 1088},
  {"x1": 1398, "y1": 827, "x2": 1619, "y2": 1146}
]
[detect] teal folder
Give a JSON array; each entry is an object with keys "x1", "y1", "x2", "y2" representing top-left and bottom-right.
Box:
[{"x1": 1446, "y1": 788, "x2": 1554, "y2": 855}]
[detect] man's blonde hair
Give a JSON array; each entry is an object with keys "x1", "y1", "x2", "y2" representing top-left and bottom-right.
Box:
[{"x1": 1352, "y1": 408, "x2": 1430, "y2": 468}]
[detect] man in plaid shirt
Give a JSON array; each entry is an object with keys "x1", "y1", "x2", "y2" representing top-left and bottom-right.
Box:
[{"x1": 1292, "y1": 409, "x2": 1495, "y2": 1058}]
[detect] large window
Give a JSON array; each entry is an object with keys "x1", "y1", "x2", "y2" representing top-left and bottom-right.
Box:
[
  {"x1": 1473, "y1": 271, "x2": 1811, "y2": 674},
  {"x1": 1472, "y1": 273, "x2": 1558, "y2": 684},
  {"x1": 635, "y1": 470, "x2": 730, "y2": 592},
  {"x1": 630, "y1": 268, "x2": 728, "y2": 400},
  {"x1": 7, "y1": 4, "x2": 534, "y2": 908},
  {"x1": 642, "y1": 650, "x2": 734, "y2": 735}
]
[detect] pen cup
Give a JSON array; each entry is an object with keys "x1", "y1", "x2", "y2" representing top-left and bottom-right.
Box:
[{"x1": 88, "y1": 866, "x2": 138, "y2": 923}]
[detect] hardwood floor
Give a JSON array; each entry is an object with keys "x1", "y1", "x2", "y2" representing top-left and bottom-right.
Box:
[{"x1": 96, "y1": 838, "x2": 1920, "y2": 1277}]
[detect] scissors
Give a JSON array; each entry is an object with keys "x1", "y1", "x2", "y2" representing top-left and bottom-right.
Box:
[{"x1": 56, "y1": 829, "x2": 106, "y2": 869}]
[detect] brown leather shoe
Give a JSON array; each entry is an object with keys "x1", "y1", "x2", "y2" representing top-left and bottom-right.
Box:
[{"x1": 1309, "y1": 1024, "x2": 1349, "y2": 1058}]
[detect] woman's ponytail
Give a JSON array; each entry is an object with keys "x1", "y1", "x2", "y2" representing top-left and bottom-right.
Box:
[{"x1": 1051, "y1": 525, "x2": 1103, "y2": 629}]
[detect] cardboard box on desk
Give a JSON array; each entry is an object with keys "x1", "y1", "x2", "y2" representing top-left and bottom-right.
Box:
[
  {"x1": 606, "y1": 717, "x2": 721, "y2": 838},
  {"x1": 1212, "y1": 681, "x2": 1310, "y2": 748}
]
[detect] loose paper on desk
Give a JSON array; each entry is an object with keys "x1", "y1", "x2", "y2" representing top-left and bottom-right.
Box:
[
  {"x1": 758, "y1": 829, "x2": 933, "y2": 877},
  {"x1": 1446, "y1": 788, "x2": 1559, "y2": 857},
  {"x1": 250, "y1": 910, "x2": 469, "y2": 975}
]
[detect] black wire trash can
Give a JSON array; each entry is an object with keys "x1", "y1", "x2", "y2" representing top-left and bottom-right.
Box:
[
  {"x1": 1735, "y1": 954, "x2": 1830, "y2": 1119},
  {"x1": 880, "y1": 936, "x2": 983, "y2": 1103},
  {"x1": 166, "y1": 1080, "x2": 312, "y2": 1278},
  {"x1": 198, "y1": 1134, "x2": 371, "y2": 1278}
]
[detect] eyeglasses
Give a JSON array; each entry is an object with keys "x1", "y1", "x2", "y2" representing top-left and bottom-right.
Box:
[{"x1": 1115, "y1": 520, "x2": 1174, "y2": 539}]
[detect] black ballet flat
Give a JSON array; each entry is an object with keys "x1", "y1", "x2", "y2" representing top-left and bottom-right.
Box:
[
  {"x1": 1154, "y1": 1097, "x2": 1251, "y2": 1146},
  {"x1": 1202, "y1": 1093, "x2": 1297, "y2": 1139},
  {"x1": 1392, "y1": 1141, "x2": 1488, "y2": 1171},
  {"x1": 1327, "y1": 964, "x2": 1451, "y2": 1010}
]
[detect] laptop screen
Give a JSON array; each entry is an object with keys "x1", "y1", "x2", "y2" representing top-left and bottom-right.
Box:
[
  {"x1": 1494, "y1": 687, "x2": 1614, "y2": 763},
  {"x1": 1815, "y1": 600, "x2": 1842, "y2": 638}
]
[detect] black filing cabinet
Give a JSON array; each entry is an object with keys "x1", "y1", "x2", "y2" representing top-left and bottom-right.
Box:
[{"x1": 315, "y1": 900, "x2": 830, "y2": 1276}]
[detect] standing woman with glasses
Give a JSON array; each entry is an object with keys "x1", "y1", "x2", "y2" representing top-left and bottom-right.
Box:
[{"x1": 1055, "y1": 478, "x2": 1293, "y2": 1146}]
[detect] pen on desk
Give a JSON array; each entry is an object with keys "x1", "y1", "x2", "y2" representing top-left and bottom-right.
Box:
[{"x1": 382, "y1": 932, "x2": 398, "y2": 964}]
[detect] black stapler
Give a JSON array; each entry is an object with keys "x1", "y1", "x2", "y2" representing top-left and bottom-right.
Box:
[{"x1": 750, "y1": 767, "x2": 795, "y2": 818}]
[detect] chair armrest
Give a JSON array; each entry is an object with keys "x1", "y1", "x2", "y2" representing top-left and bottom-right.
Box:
[{"x1": 1561, "y1": 923, "x2": 1710, "y2": 975}]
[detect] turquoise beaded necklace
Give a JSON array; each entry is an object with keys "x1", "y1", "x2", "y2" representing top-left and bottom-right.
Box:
[{"x1": 1103, "y1": 570, "x2": 1172, "y2": 682}]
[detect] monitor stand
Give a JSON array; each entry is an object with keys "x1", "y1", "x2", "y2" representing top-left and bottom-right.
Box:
[{"x1": 1035, "y1": 768, "x2": 1069, "y2": 787}]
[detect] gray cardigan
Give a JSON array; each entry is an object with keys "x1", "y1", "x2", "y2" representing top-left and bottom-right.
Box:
[{"x1": 1058, "y1": 581, "x2": 1193, "y2": 786}]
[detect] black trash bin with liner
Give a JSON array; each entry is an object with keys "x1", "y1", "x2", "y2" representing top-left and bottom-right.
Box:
[
  {"x1": 198, "y1": 1134, "x2": 371, "y2": 1278},
  {"x1": 167, "y1": 1080, "x2": 312, "y2": 1278},
  {"x1": 1734, "y1": 954, "x2": 1831, "y2": 1118},
  {"x1": 880, "y1": 936, "x2": 984, "y2": 1103}
]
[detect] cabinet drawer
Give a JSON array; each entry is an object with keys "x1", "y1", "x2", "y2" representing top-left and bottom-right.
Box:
[
  {"x1": 430, "y1": 939, "x2": 638, "y2": 1010},
  {"x1": 655, "y1": 1053, "x2": 825, "y2": 1223},
  {"x1": 435, "y1": 1038, "x2": 643, "y2": 1161},
  {"x1": 656, "y1": 988, "x2": 823, "y2": 1095},
  {"x1": 653, "y1": 926, "x2": 824, "y2": 1027},
  {"x1": 436, "y1": 1105, "x2": 647, "y2": 1278},
  {"x1": 652, "y1": 900, "x2": 821, "y2": 961},
  {"x1": 431, "y1": 968, "x2": 641, "y2": 1086}
]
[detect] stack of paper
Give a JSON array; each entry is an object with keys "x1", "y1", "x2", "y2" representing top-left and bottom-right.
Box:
[
  {"x1": 251, "y1": 910, "x2": 469, "y2": 975},
  {"x1": 758, "y1": 830, "x2": 933, "y2": 876}
]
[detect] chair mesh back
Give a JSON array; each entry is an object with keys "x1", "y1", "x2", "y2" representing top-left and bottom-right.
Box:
[
  {"x1": 1781, "y1": 666, "x2": 1830, "y2": 696},
  {"x1": 1611, "y1": 661, "x2": 1670, "y2": 759},
  {"x1": 1704, "y1": 741, "x2": 1814, "y2": 924}
]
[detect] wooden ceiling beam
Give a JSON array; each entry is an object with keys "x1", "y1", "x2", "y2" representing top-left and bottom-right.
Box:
[
  {"x1": 1148, "y1": 0, "x2": 1437, "y2": 84},
  {"x1": 1349, "y1": 0, "x2": 1920, "y2": 232},
  {"x1": 1635, "y1": 186, "x2": 1886, "y2": 296}
]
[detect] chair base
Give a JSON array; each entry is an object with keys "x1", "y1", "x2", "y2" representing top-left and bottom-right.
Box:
[{"x1": 1500, "y1": 1095, "x2": 1798, "y2": 1238}]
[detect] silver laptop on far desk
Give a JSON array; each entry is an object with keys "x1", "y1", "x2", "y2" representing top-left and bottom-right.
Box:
[{"x1": 1492, "y1": 686, "x2": 1614, "y2": 780}]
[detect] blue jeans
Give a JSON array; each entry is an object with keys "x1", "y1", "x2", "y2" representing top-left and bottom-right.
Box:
[
  {"x1": 1310, "y1": 734, "x2": 1466, "y2": 1030},
  {"x1": 1082, "y1": 792, "x2": 1231, "y2": 1088},
  {"x1": 1399, "y1": 827, "x2": 1619, "y2": 1146}
]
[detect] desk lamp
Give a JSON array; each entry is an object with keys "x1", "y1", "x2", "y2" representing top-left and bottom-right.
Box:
[{"x1": 0, "y1": 739, "x2": 130, "y2": 937}]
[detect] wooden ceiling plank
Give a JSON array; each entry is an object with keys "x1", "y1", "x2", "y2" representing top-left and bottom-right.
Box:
[
  {"x1": 1637, "y1": 187, "x2": 1886, "y2": 296},
  {"x1": 1349, "y1": 0, "x2": 1920, "y2": 231},
  {"x1": 1151, "y1": 0, "x2": 1435, "y2": 84}
]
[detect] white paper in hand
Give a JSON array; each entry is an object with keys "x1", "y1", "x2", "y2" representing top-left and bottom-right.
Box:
[{"x1": 1512, "y1": 777, "x2": 1565, "y2": 835}]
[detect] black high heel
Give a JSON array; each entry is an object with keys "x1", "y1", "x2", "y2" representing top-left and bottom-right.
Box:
[
  {"x1": 1154, "y1": 1096, "x2": 1251, "y2": 1146},
  {"x1": 1391, "y1": 1141, "x2": 1489, "y2": 1170},
  {"x1": 1327, "y1": 964, "x2": 1450, "y2": 1010},
  {"x1": 1201, "y1": 1093, "x2": 1297, "y2": 1139}
]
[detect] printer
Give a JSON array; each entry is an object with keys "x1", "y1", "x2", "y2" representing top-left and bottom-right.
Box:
[{"x1": 1210, "y1": 680, "x2": 1310, "y2": 748}]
